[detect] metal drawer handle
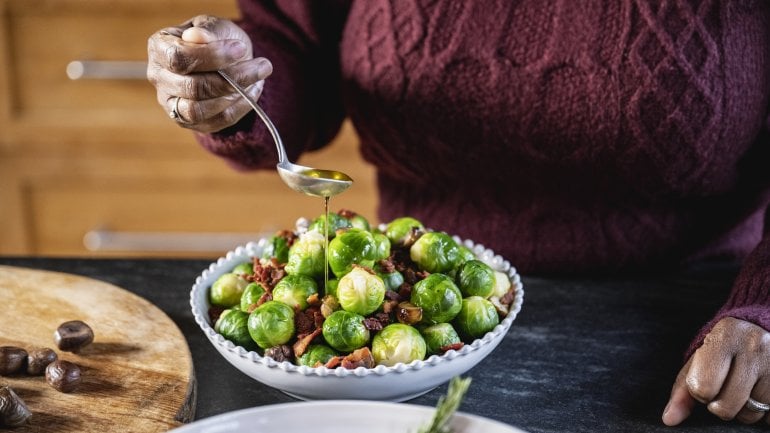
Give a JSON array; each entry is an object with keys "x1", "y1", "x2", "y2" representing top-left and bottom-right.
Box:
[
  {"x1": 66, "y1": 60, "x2": 148, "y2": 80},
  {"x1": 83, "y1": 228, "x2": 271, "y2": 252}
]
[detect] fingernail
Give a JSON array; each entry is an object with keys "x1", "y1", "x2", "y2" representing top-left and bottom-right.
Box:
[
  {"x1": 256, "y1": 59, "x2": 273, "y2": 76},
  {"x1": 229, "y1": 41, "x2": 247, "y2": 59},
  {"x1": 662, "y1": 402, "x2": 670, "y2": 417}
]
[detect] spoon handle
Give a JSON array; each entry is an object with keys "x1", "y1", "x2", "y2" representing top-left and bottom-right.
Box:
[{"x1": 217, "y1": 71, "x2": 287, "y2": 164}]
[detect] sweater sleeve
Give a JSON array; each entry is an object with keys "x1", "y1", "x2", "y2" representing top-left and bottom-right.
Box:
[
  {"x1": 685, "y1": 119, "x2": 770, "y2": 360},
  {"x1": 195, "y1": 0, "x2": 351, "y2": 171}
]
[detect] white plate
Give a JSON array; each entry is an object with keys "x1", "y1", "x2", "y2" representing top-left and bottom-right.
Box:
[
  {"x1": 170, "y1": 401, "x2": 528, "y2": 433},
  {"x1": 190, "y1": 236, "x2": 524, "y2": 401}
]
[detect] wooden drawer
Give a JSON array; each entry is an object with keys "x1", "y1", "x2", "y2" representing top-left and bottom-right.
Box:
[{"x1": 0, "y1": 0, "x2": 240, "y2": 156}]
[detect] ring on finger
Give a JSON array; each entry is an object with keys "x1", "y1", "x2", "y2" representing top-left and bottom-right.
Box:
[
  {"x1": 745, "y1": 398, "x2": 770, "y2": 413},
  {"x1": 168, "y1": 96, "x2": 190, "y2": 124}
]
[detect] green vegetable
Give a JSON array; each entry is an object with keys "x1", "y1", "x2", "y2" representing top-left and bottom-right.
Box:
[
  {"x1": 240, "y1": 282, "x2": 267, "y2": 312},
  {"x1": 453, "y1": 296, "x2": 499, "y2": 339},
  {"x1": 308, "y1": 213, "x2": 352, "y2": 238},
  {"x1": 371, "y1": 232, "x2": 391, "y2": 262},
  {"x1": 285, "y1": 230, "x2": 326, "y2": 278},
  {"x1": 456, "y1": 260, "x2": 495, "y2": 298},
  {"x1": 261, "y1": 233, "x2": 292, "y2": 263},
  {"x1": 297, "y1": 344, "x2": 339, "y2": 367},
  {"x1": 272, "y1": 274, "x2": 318, "y2": 310},
  {"x1": 210, "y1": 273, "x2": 249, "y2": 307},
  {"x1": 410, "y1": 232, "x2": 460, "y2": 274},
  {"x1": 375, "y1": 264, "x2": 404, "y2": 292},
  {"x1": 247, "y1": 301, "x2": 295, "y2": 349},
  {"x1": 336, "y1": 266, "x2": 386, "y2": 315},
  {"x1": 411, "y1": 274, "x2": 463, "y2": 325},
  {"x1": 214, "y1": 309, "x2": 257, "y2": 350},
  {"x1": 322, "y1": 310, "x2": 370, "y2": 352},
  {"x1": 420, "y1": 323, "x2": 462, "y2": 355},
  {"x1": 384, "y1": 216, "x2": 424, "y2": 245},
  {"x1": 327, "y1": 228, "x2": 377, "y2": 278},
  {"x1": 371, "y1": 323, "x2": 426, "y2": 366},
  {"x1": 231, "y1": 261, "x2": 254, "y2": 276}
]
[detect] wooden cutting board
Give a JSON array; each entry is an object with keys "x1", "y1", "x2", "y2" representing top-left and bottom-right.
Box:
[{"x1": 0, "y1": 265, "x2": 195, "y2": 432}]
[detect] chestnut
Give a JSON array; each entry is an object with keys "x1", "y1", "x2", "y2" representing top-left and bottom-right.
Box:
[
  {"x1": 26, "y1": 347, "x2": 58, "y2": 376},
  {"x1": 0, "y1": 346, "x2": 27, "y2": 376},
  {"x1": 54, "y1": 320, "x2": 94, "y2": 352},
  {"x1": 45, "y1": 360, "x2": 82, "y2": 393}
]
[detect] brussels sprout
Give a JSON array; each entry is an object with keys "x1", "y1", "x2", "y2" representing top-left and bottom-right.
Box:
[
  {"x1": 371, "y1": 323, "x2": 427, "y2": 366},
  {"x1": 336, "y1": 267, "x2": 386, "y2": 315},
  {"x1": 384, "y1": 216, "x2": 424, "y2": 245},
  {"x1": 453, "y1": 296, "x2": 500, "y2": 340},
  {"x1": 420, "y1": 323, "x2": 462, "y2": 355},
  {"x1": 327, "y1": 228, "x2": 377, "y2": 278},
  {"x1": 272, "y1": 274, "x2": 318, "y2": 310},
  {"x1": 210, "y1": 273, "x2": 250, "y2": 307},
  {"x1": 214, "y1": 309, "x2": 257, "y2": 350},
  {"x1": 297, "y1": 344, "x2": 339, "y2": 367},
  {"x1": 492, "y1": 271, "x2": 512, "y2": 298},
  {"x1": 232, "y1": 261, "x2": 254, "y2": 276},
  {"x1": 308, "y1": 213, "x2": 352, "y2": 238},
  {"x1": 410, "y1": 232, "x2": 460, "y2": 274},
  {"x1": 375, "y1": 266, "x2": 404, "y2": 292},
  {"x1": 322, "y1": 310, "x2": 370, "y2": 352},
  {"x1": 261, "y1": 232, "x2": 293, "y2": 263},
  {"x1": 347, "y1": 213, "x2": 371, "y2": 231},
  {"x1": 372, "y1": 233, "x2": 391, "y2": 262},
  {"x1": 248, "y1": 301, "x2": 295, "y2": 349},
  {"x1": 456, "y1": 245, "x2": 477, "y2": 265},
  {"x1": 240, "y1": 282, "x2": 267, "y2": 312},
  {"x1": 285, "y1": 230, "x2": 326, "y2": 278},
  {"x1": 456, "y1": 260, "x2": 495, "y2": 298},
  {"x1": 410, "y1": 273, "x2": 463, "y2": 325}
]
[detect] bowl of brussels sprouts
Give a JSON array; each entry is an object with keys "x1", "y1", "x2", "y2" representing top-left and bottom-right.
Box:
[{"x1": 190, "y1": 211, "x2": 524, "y2": 402}]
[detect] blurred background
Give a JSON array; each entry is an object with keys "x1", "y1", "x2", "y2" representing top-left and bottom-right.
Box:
[{"x1": 0, "y1": 0, "x2": 377, "y2": 258}]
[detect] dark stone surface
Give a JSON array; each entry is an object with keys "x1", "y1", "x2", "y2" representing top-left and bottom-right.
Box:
[{"x1": 0, "y1": 257, "x2": 760, "y2": 432}]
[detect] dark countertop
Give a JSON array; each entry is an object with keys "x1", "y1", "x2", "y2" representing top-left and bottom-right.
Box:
[{"x1": 0, "y1": 257, "x2": 760, "y2": 433}]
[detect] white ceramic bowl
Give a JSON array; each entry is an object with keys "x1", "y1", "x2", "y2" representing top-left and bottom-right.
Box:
[
  {"x1": 169, "y1": 400, "x2": 529, "y2": 433},
  {"x1": 190, "y1": 235, "x2": 524, "y2": 402}
]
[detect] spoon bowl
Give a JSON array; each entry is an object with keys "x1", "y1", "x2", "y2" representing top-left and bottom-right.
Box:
[
  {"x1": 218, "y1": 71, "x2": 353, "y2": 198},
  {"x1": 277, "y1": 162, "x2": 353, "y2": 198}
]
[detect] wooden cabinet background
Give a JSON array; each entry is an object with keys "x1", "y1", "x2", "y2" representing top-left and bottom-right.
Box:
[{"x1": 0, "y1": 0, "x2": 378, "y2": 257}]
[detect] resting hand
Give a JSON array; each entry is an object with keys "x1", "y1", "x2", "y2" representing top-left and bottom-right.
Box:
[
  {"x1": 663, "y1": 317, "x2": 770, "y2": 426},
  {"x1": 147, "y1": 15, "x2": 273, "y2": 133}
]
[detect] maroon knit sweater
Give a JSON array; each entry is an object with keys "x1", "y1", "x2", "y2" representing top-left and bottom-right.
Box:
[{"x1": 197, "y1": 0, "x2": 770, "y2": 357}]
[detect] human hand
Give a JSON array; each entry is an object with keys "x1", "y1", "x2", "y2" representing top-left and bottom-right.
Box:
[
  {"x1": 662, "y1": 317, "x2": 770, "y2": 426},
  {"x1": 147, "y1": 15, "x2": 273, "y2": 133}
]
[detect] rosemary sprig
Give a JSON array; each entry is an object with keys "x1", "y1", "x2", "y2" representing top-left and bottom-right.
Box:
[{"x1": 417, "y1": 376, "x2": 472, "y2": 433}]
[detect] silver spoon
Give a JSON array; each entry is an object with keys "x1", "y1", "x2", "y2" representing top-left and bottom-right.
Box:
[{"x1": 218, "y1": 71, "x2": 353, "y2": 198}]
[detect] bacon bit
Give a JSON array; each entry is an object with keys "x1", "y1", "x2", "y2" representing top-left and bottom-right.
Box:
[
  {"x1": 438, "y1": 342, "x2": 465, "y2": 353},
  {"x1": 403, "y1": 268, "x2": 418, "y2": 285},
  {"x1": 306, "y1": 293, "x2": 321, "y2": 307},
  {"x1": 276, "y1": 229, "x2": 298, "y2": 248},
  {"x1": 295, "y1": 310, "x2": 316, "y2": 336},
  {"x1": 293, "y1": 328, "x2": 322, "y2": 358},
  {"x1": 337, "y1": 209, "x2": 357, "y2": 219},
  {"x1": 249, "y1": 258, "x2": 286, "y2": 291},
  {"x1": 382, "y1": 299, "x2": 399, "y2": 314},
  {"x1": 341, "y1": 347, "x2": 375, "y2": 369},
  {"x1": 264, "y1": 345, "x2": 293, "y2": 363},
  {"x1": 373, "y1": 312, "x2": 392, "y2": 327},
  {"x1": 256, "y1": 292, "x2": 272, "y2": 307},
  {"x1": 376, "y1": 258, "x2": 396, "y2": 274},
  {"x1": 208, "y1": 306, "x2": 226, "y2": 324},
  {"x1": 415, "y1": 270, "x2": 430, "y2": 281},
  {"x1": 324, "y1": 356, "x2": 342, "y2": 369},
  {"x1": 352, "y1": 264, "x2": 376, "y2": 275},
  {"x1": 312, "y1": 308, "x2": 325, "y2": 329},
  {"x1": 397, "y1": 282, "x2": 413, "y2": 299},
  {"x1": 363, "y1": 317, "x2": 383, "y2": 331}
]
